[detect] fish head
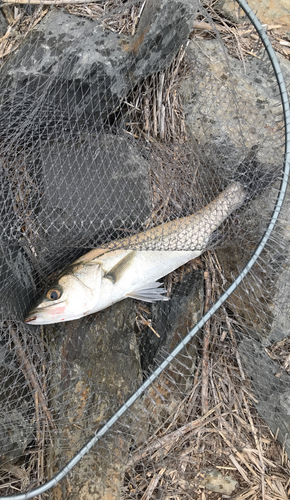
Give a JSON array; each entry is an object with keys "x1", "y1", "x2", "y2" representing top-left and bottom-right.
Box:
[{"x1": 24, "y1": 262, "x2": 102, "y2": 325}]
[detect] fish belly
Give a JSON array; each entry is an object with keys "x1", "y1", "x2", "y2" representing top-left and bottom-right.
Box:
[
  {"x1": 128, "y1": 250, "x2": 201, "y2": 287},
  {"x1": 91, "y1": 249, "x2": 201, "y2": 313}
]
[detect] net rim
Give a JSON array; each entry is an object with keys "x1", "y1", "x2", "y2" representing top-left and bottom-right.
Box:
[{"x1": 0, "y1": 0, "x2": 289, "y2": 498}]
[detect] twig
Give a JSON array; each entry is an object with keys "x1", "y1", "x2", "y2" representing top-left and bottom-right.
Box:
[
  {"x1": 201, "y1": 257, "x2": 214, "y2": 415},
  {"x1": 8, "y1": 324, "x2": 55, "y2": 430},
  {"x1": 153, "y1": 94, "x2": 157, "y2": 137},
  {"x1": 229, "y1": 454, "x2": 251, "y2": 484},
  {"x1": 144, "y1": 97, "x2": 150, "y2": 132},
  {"x1": 137, "y1": 312, "x2": 160, "y2": 338},
  {"x1": 243, "y1": 393, "x2": 265, "y2": 475},
  {"x1": 0, "y1": 7, "x2": 48, "y2": 58},
  {"x1": 127, "y1": 403, "x2": 221, "y2": 467},
  {"x1": 160, "y1": 104, "x2": 165, "y2": 139},
  {"x1": 157, "y1": 72, "x2": 165, "y2": 134},
  {"x1": 141, "y1": 468, "x2": 166, "y2": 500},
  {"x1": 164, "y1": 46, "x2": 185, "y2": 103},
  {"x1": 192, "y1": 20, "x2": 228, "y2": 33},
  {"x1": 236, "y1": 349, "x2": 246, "y2": 380},
  {"x1": 201, "y1": 314, "x2": 210, "y2": 414}
]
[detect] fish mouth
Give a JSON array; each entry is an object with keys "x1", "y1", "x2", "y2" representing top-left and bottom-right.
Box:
[
  {"x1": 28, "y1": 300, "x2": 66, "y2": 313},
  {"x1": 24, "y1": 316, "x2": 37, "y2": 324},
  {"x1": 24, "y1": 300, "x2": 66, "y2": 324},
  {"x1": 40, "y1": 301, "x2": 65, "y2": 311}
]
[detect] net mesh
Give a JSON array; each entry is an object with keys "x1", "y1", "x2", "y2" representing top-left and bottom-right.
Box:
[{"x1": 0, "y1": 0, "x2": 290, "y2": 498}]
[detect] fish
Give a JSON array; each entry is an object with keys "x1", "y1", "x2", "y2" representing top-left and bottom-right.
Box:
[{"x1": 24, "y1": 180, "x2": 249, "y2": 325}]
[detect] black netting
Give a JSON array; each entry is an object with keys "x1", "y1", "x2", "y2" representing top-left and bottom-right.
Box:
[{"x1": 0, "y1": 0, "x2": 290, "y2": 498}]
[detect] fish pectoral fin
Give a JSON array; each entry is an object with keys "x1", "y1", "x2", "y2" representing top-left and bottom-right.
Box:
[
  {"x1": 126, "y1": 281, "x2": 169, "y2": 303},
  {"x1": 104, "y1": 251, "x2": 136, "y2": 284}
]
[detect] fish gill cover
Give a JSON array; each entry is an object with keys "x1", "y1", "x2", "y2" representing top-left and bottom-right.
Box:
[{"x1": 0, "y1": 0, "x2": 290, "y2": 498}]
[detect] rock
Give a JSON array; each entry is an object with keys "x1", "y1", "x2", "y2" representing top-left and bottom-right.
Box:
[
  {"x1": 216, "y1": 0, "x2": 290, "y2": 26},
  {"x1": 179, "y1": 39, "x2": 283, "y2": 165},
  {"x1": 45, "y1": 299, "x2": 145, "y2": 500},
  {"x1": 248, "y1": 0, "x2": 289, "y2": 26},
  {"x1": 180, "y1": 34, "x2": 290, "y2": 460},
  {"x1": 0, "y1": 1, "x2": 197, "y2": 141},
  {"x1": 239, "y1": 337, "x2": 290, "y2": 457},
  {"x1": 0, "y1": 339, "x2": 34, "y2": 464},
  {"x1": 0, "y1": 10, "x2": 8, "y2": 38},
  {"x1": 266, "y1": 55, "x2": 290, "y2": 345},
  {"x1": 179, "y1": 38, "x2": 284, "y2": 340},
  {"x1": 0, "y1": 159, "x2": 23, "y2": 246},
  {"x1": 215, "y1": 1, "x2": 290, "y2": 39},
  {"x1": 0, "y1": 246, "x2": 36, "y2": 319},
  {"x1": 201, "y1": 468, "x2": 238, "y2": 495},
  {"x1": 125, "y1": 0, "x2": 198, "y2": 79},
  {"x1": 0, "y1": 410, "x2": 34, "y2": 465},
  {"x1": 33, "y1": 133, "x2": 152, "y2": 259},
  {"x1": 141, "y1": 269, "x2": 204, "y2": 420},
  {"x1": 215, "y1": 0, "x2": 247, "y2": 24},
  {"x1": 140, "y1": 269, "x2": 204, "y2": 374}
]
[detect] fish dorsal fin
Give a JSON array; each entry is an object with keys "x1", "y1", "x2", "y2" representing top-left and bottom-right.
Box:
[
  {"x1": 126, "y1": 281, "x2": 169, "y2": 303},
  {"x1": 104, "y1": 251, "x2": 136, "y2": 284},
  {"x1": 73, "y1": 247, "x2": 111, "y2": 265}
]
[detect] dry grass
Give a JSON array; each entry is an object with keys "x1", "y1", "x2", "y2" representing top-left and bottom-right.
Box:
[
  {"x1": 65, "y1": 0, "x2": 144, "y2": 35},
  {"x1": 0, "y1": 322, "x2": 53, "y2": 496},
  {"x1": 0, "y1": 1, "x2": 289, "y2": 498},
  {"x1": 123, "y1": 44, "x2": 190, "y2": 144},
  {"x1": 125, "y1": 252, "x2": 290, "y2": 499},
  {"x1": 1, "y1": 0, "x2": 289, "y2": 65},
  {"x1": 124, "y1": 362, "x2": 290, "y2": 499},
  {"x1": 201, "y1": 0, "x2": 290, "y2": 61},
  {"x1": 0, "y1": 5, "x2": 48, "y2": 62}
]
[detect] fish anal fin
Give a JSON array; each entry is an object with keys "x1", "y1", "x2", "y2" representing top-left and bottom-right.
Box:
[
  {"x1": 104, "y1": 251, "x2": 136, "y2": 284},
  {"x1": 126, "y1": 281, "x2": 169, "y2": 303}
]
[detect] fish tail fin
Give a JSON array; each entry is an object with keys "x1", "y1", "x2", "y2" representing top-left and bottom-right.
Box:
[{"x1": 234, "y1": 145, "x2": 278, "y2": 198}]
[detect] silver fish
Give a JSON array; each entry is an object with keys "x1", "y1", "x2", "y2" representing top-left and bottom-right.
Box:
[{"x1": 25, "y1": 182, "x2": 246, "y2": 325}]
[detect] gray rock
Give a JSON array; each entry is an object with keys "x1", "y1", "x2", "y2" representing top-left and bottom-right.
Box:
[
  {"x1": 140, "y1": 269, "x2": 204, "y2": 430},
  {"x1": 0, "y1": 342, "x2": 34, "y2": 464},
  {"x1": 140, "y1": 270, "x2": 204, "y2": 373},
  {"x1": 215, "y1": 0, "x2": 247, "y2": 23},
  {"x1": 201, "y1": 468, "x2": 239, "y2": 495},
  {"x1": 269, "y1": 54, "x2": 290, "y2": 341},
  {"x1": 46, "y1": 299, "x2": 144, "y2": 500},
  {"x1": 267, "y1": 194, "x2": 290, "y2": 345},
  {"x1": 215, "y1": 0, "x2": 290, "y2": 25},
  {"x1": 180, "y1": 37, "x2": 285, "y2": 342},
  {"x1": 126, "y1": 0, "x2": 198, "y2": 79},
  {"x1": 34, "y1": 133, "x2": 152, "y2": 257},
  {"x1": 0, "y1": 410, "x2": 35, "y2": 465},
  {"x1": 181, "y1": 35, "x2": 290, "y2": 459},
  {"x1": 0, "y1": 246, "x2": 36, "y2": 318},
  {"x1": 179, "y1": 39, "x2": 283, "y2": 166},
  {"x1": 0, "y1": 1, "x2": 198, "y2": 140},
  {"x1": 239, "y1": 337, "x2": 290, "y2": 457},
  {"x1": 0, "y1": 10, "x2": 8, "y2": 38},
  {"x1": 0, "y1": 168, "x2": 18, "y2": 245},
  {"x1": 140, "y1": 269, "x2": 204, "y2": 395}
]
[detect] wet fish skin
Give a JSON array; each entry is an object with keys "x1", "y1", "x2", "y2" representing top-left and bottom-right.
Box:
[{"x1": 24, "y1": 181, "x2": 247, "y2": 325}]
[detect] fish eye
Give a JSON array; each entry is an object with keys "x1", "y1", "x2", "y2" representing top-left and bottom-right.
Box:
[{"x1": 46, "y1": 288, "x2": 62, "y2": 301}]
